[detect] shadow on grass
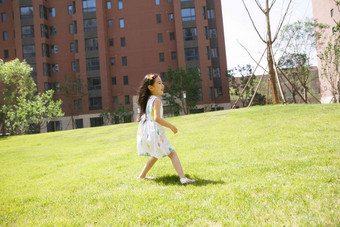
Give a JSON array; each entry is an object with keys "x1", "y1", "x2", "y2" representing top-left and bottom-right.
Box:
[{"x1": 154, "y1": 174, "x2": 225, "y2": 186}]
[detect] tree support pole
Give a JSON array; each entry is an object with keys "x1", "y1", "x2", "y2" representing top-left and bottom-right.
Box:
[
  {"x1": 248, "y1": 74, "x2": 264, "y2": 107},
  {"x1": 232, "y1": 49, "x2": 267, "y2": 109}
]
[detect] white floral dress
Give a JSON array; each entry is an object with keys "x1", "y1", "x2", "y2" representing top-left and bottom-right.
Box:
[{"x1": 137, "y1": 95, "x2": 174, "y2": 159}]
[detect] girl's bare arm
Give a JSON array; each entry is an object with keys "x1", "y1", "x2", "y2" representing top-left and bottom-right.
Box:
[{"x1": 153, "y1": 98, "x2": 178, "y2": 134}]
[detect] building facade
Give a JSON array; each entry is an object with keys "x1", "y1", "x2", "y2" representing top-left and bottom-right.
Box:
[
  {"x1": 0, "y1": 0, "x2": 230, "y2": 132},
  {"x1": 312, "y1": 0, "x2": 340, "y2": 103}
]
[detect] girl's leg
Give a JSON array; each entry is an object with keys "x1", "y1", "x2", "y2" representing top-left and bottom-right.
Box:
[
  {"x1": 168, "y1": 151, "x2": 185, "y2": 178},
  {"x1": 138, "y1": 156, "x2": 158, "y2": 178}
]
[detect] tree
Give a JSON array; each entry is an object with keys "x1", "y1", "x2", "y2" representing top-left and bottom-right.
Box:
[
  {"x1": 163, "y1": 66, "x2": 201, "y2": 115},
  {"x1": 227, "y1": 65, "x2": 266, "y2": 107},
  {"x1": 0, "y1": 59, "x2": 64, "y2": 135},
  {"x1": 277, "y1": 19, "x2": 323, "y2": 103},
  {"x1": 242, "y1": 0, "x2": 293, "y2": 104},
  {"x1": 100, "y1": 102, "x2": 133, "y2": 125},
  {"x1": 315, "y1": 1, "x2": 340, "y2": 103},
  {"x1": 59, "y1": 73, "x2": 87, "y2": 129}
]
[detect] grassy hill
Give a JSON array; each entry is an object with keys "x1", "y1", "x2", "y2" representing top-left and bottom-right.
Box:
[{"x1": 0, "y1": 104, "x2": 339, "y2": 226}]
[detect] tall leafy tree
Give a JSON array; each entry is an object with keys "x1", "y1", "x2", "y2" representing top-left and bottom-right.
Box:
[
  {"x1": 0, "y1": 59, "x2": 64, "y2": 135},
  {"x1": 59, "y1": 73, "x2": 87, "y2": 129},
  {"x1": 277, "y1": 19, "x2": 323, "y2": 102},
  {"x1": 163, "y1": 66, "x2": 201, "y2": 115}
]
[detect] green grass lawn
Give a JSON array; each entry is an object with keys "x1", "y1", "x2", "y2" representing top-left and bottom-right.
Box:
[{"x1": 0, "y1": 104, "x2": 339, "y2": 226}]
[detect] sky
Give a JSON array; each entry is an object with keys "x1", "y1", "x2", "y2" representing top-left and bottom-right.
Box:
[{"x1": 221, "y1": 0, "x2": 314, "y2": 74}]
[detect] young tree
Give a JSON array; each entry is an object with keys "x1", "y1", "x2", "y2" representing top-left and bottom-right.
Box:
[
  {"x1": 277, "y1": 19, "x2": 323, "y2": 102},
  {"x1": 315, "y1": 1, "x2": 340, "y2": 103},
  {"x1": 163, "y1": 65, "x2": 201, "y2": 114},
  {"x1": 0, "y1": 59, "x2": 63, "y2": 135},
  {"x1": 59, "y1": 73, "x2": 87, "y2": 129},
  {"x1": 227, "y1": 65, "x2": 266, "y2": 107},
  {"x1": 100, "y1": 102, "x2": 133, "y2": 125},
  {"x1": 242, "y1": 0, "x2": 293, "y2": 104}
]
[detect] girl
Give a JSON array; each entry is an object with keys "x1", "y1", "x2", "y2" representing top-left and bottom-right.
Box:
[{"x1": 136, "y1": 73, "x2": 195, "y2": 184}]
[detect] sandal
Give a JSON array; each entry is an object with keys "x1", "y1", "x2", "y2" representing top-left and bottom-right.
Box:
[
  {"x1": 180, "y1": 178, "x2": 195, "y2": 185},
  {"x1": 137, "y1": 176, "x2": 154, "y2": 180}
]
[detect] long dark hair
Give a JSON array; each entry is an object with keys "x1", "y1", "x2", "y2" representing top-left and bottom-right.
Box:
[{"x1": 137, "y1": 73, "x2": 159, "y2": 121}]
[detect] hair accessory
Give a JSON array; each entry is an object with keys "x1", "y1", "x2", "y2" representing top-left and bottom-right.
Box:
[{"x1": 147, "y1": 74, "x2": 156, "y2": 85}]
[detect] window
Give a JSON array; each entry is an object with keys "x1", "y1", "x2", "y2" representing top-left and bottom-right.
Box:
[
  {"x1": 160, "y1": 72, "x2": 166, "y2": 81},
  {"x1": 109, "y1": 38, "x2": 114, "y2": 46},
  {"x1": 113, "y1": 96, "x2": 118, "y2": 105},
  {"x1": 41, "y1": 24, "x2": 49, "y2": 38},
  {"x1": 122, "y1": 56, "x2": 127, "y2": 66},
  {"x1": 1, "y1": 13, "x2": 6, "y2": 22},
  {"x1": 155, "y1": 0, "x2": 160, "y2": 5},
  {"x1": 210, "y1": 87, "x2": 214, "y2": 101},
  {"x1": 47, "y1": 121, "x2": 62, "y2": 132},
  {"x1": 108, "y1": 19, "x2": 112, "y2": 28},
  {"x1": 183, "y1": 27, "x2": 197, "y2": 41},
  {"x1": 22, "y1": 26, "x2": 34, "y2": 38},
  {"x1": 43, "y1": 63, "x2": 51, "y2": 77},
  {"x1": 0, "y1": 0, "x2": 4, "y2": 3},
  {"x1": 3, "y1": 31, "x2": 8, "y2": 40},
  {"x1": 118, "y1": 0, "x2": 123, "y2": 10},
  {"x1": 119, "y1": 18, "x2": 125, "y2": 28},
  {"x1": 158, "y1": 33, "x2": 163, "y2": 43},
  {"x1": 110, "y1": 58, "x2": 115, "y2": 66},
  {"x1": 54, "y1": 82, "x2": 61, "y2": 92},
  {"x1": 112, "y1": 77, "x2": 117, "y2": 85},
  {"x1": 20, "y1": 7, "x2": 33, "y2": 19},
  {"x1": 88, "y1": 77, "x2": 101, "y2": 90},
  {"x1": 4, "y1": 50, "x2": 9, "y2": 59},
  {"x1": 68, "y1": 4, "x2": 76, "y2": 15},
  {"x1": 89, "y1": 98, "x2": 102, "y2": 111},
  {"x1": 125, "y1": 95, "x2": 130, "y2": 105},
  {"x1": 181, "y1": 8, "x2": 195, "y2": 21},
  {"x1": 331, "y1": 9, "x2": 334, "y2": 17},
  {"x1": 23, "y1": 45, "x2": 36, "y2": 58},
  {"x1": 215, "y1": 87, "x2": 223, "y2": 97},
  {"x1": 107, "y1": 1, "x2": 111, "y2": 9},
  {"x1": 51, "y1": 45, "x2": 58, "y2": 54},
  {"x1": 185, "y1": 48, "x2": 199, "y2": 61},
  {"x1": 159, "y1": 53, "x2": 165, "y2": 62},
  {"x1": 207, "y1": 9, "x2": 215, "y2": 19},
  {"x1": 42, "y1": 43, "x2": 50, "y2": 57},
  {"x1": 123, "y1": 75, "x2": 128, "y2": 85},
  {"x1": 209, "y1": 29, "x2": 217, "y2": 38},
  {"x1": 204, "y1": 26, "x2": 209, "y2": 40},
  {"x1": 85, "y1": 38, "x2": 98, "y2": 51},
  {"x1": 171, "y1": 51, "x2": 177, "y2": 60},
  {"x1": 121, "y1": 37, "x2": 126, "y2": 47},
  {"x1": 170, "y1": 32, "x2": 175, "y2": 40},
  {"x1": 206, "y1": 46, "x2": 210, "y2": 60},
  {"x1": 48, "y1": 8, "x2": 56, "y2": 17},
  {"x1": 168, "y1": 13, "x2": 174, "y2": 22},
  {"x1": 86, "y1": 58, "x2": 100, "y2": 71},
  {"x1": 213, "y1": 67, "x2": 220, "y2": 77},
  {"x1": 208, "y1": 66, "x2": 212, "y2": 80},
  {"x1": 69, "y1": 21, "x2": 77, "y2": 34},
  {"x1": 75, "y1": 119, "x2": 84, "y2": 129},
  {"x1": 52, "y1": 64, "x2": 59, "y2": 73},
  {"x1": 50, "y1": 26, "x2": 57, "y2": 36},
  {"x1": 211, "y1": 48, "x2": 219, "y2": 58},
  {"x1": 156, "y1": 14, "x2": 161, "y2": 24},
  {"x1": 90, "y1": 117, "x2": 103, "y2": 127},
  {"x1": 203, "y1": 6, "x2": 207, "y2": 20},
  {"x1": 39, "y1": 5, "x2": 48, "y2": 19},
  {"x1": 72, "y1": 60, "x2": 79, "y2": 72},
  {"x1": 84, "y1": 19, "x2": 96, "y2": 32},
  {"x1": 83, "y1": 0, "x2": 96, "y2": 12}
]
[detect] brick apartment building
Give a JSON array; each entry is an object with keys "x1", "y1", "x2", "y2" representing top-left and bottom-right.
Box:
[
  {"x1": 312, "y1": 0, "x2": 340, "y2": 103},
  {"x1": 0, "y1": 0, "x2": 230, "y2": 132}
]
